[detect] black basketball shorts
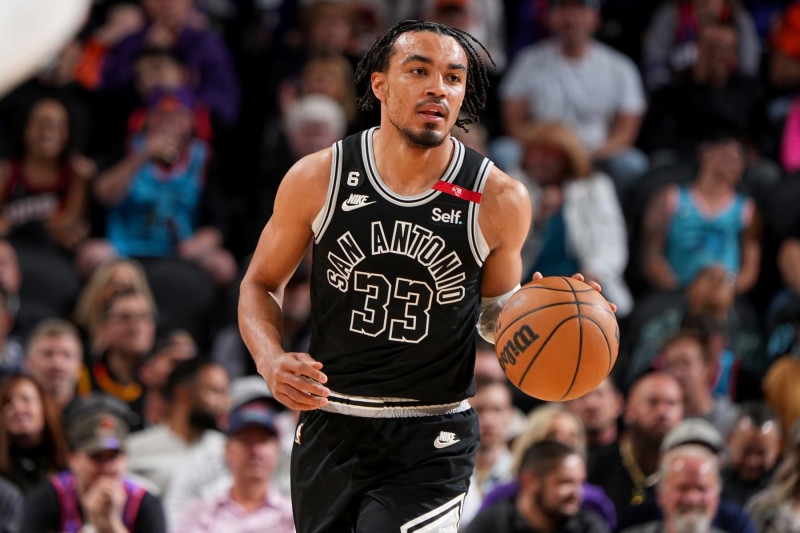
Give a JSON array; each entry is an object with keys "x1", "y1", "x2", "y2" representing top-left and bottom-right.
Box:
[{"x1": 290, "y1": 407, "x2": 479, "y2": 533}]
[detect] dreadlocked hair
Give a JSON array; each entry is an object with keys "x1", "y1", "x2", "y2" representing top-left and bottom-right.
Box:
[{"x1": 354, "y1": 20, "x2": 494, "y2": 132}]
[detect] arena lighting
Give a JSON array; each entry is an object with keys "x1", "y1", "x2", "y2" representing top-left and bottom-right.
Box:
[{"x1": 0, "y1": 0, "x2": 91, "y2": 98}]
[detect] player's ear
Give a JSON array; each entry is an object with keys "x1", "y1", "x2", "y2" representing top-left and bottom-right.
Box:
[{"x1": 371, "y1": 72, "x2": 387, "y2": 103}]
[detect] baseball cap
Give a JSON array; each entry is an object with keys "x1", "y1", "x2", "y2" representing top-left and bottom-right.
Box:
[
  {"x1": 550, "y1": 0, "x2": 600, "y2": 8},
  {"x1": 68, "y1": 411, "x2": 129, "y2": 455},
  {"x1": 227, "y1": 401, "x2": 279, "y2": 437},
  {"x1": 660, "y1": 418, "x2": 726, "y2": 456}
]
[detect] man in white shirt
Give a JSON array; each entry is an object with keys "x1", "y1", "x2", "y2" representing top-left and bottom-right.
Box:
[
  {"x1": 499, "y1": 0, "x2": 648, "y2": 189},
  {"x1": 125, "y1": 358, "x2": 231, "y2": 494}
]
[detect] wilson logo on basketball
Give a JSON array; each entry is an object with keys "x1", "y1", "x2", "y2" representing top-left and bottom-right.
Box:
[{"x1": 497, "y1": 324, "x2": 539, "y2": 371}]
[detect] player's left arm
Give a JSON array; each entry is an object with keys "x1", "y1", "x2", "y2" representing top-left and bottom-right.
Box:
[
  {"x1": 478, "y1": 167, "x2": 531, "y2": 299},
  {"x1": 477, "y1": 168, "x2": 615, "y2": 343}
]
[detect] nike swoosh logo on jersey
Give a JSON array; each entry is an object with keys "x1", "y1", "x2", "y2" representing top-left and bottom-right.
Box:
[
  {"x1": 341, "y1": 193, "x2": 376, "y2": 212},
  {"x1": 433, "y1": 431, "x2": 460, "y2": 449}
]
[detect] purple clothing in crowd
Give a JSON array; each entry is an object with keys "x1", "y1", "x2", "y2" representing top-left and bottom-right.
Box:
[
  {"x1": 101, "y1": 25, "x2": 241, "y2": 126},
  {"x1": 480, "y1": 481, "x2": 617, "y2": 531}
]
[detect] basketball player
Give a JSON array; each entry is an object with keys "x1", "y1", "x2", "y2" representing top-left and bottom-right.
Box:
[{"x1": 239, "y1": 20, "x2": 608, "y2": 533}]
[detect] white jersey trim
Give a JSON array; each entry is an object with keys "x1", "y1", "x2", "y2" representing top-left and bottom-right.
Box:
[
  {"x1": 312, "y1": 140, "x2": 343, "y2": 243},
  {"x1": 362, "y1": 127, "x2": 465, "y2": 207},
  {"x1": 467, "y1": 158, "x2": 492, "y2": 265}
]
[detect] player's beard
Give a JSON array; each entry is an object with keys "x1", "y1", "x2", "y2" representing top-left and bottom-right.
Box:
[{"x1": 391, "y1": 117, "x2": 446, "y2": 149}]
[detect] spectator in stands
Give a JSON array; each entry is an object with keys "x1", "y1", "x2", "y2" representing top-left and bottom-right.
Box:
[
  {"x1": 747, "y1": 420, "x2": 800, "y2": 531},
  {"x1": 0, "y1": 95, "x2": 94, "y2": 252},
  {"x1": 101, "y1": 0, "x2": 241, "y2": 127},
  {"x1": 126, "y1": 357, "x2": 230, "y2": 494},
  {"x1": 567, "y1": 376, "x2": 624, "y2": 466},
  {"x1": 0, "y1": 477, "x2": 21, "y2": 533},
  {"x1": 21, "y1": 398, "x2": 166, "y2": 532},
  {"x1": 163, "y1": 378, "x2": 293, "y2": 526},
  {"x1": 659, "y1": 329, "x2": 740, "y2": 436},
  {"x1": 462, "y1": 380, "x2": 515, "y2": 525},
  {"x1": 617, "y1": 417, "x2": 757, "y2": 533},
  {"x1": 515, "y1": 122, "x2": 633, "y2": 315},
  {"x1": 722, "y1": 403, "x2": 782, "y2": 505},
  {"x1": 640, "y1": 135, "x2": 760, "y2": 294},
  {"x1": 78, "y1": 87, "x2": 237, "y2": 287},
  {"x1": 0, "y1": 374, "x2": 68, "y2": 494},
  {"x1": 279, "y1": 53, "x2": 357, "y2": 133},
  {"x1": 176, "y1": 400, "x2": 294, "y2": 532},
  {"x1": 466, "y1": 440, "x2": 609, "y2": 533},
  {"x1": 78, "y1": 288, "x2": 157, "y2": 429},
  {"x1": 588, "y1": 372, "x2": 684, "y2": 514},
  {"x1": 73, "y1": 258, "x2": 155, "y2": 355},
  {"x1": 642, "y1": 0, "x2": 760, "y2": 92},
  {"x1": 620, "y1": 444, "x2": 723, "y2": 533},
  {"x1": 251, "y1": 94, "x2": 347, "y2": 249},
  {"x1": 494, "y1": 403, "x2": 617, "y2": 529},
  {"x1": 71, "y1": 3, "x2": 146, "y2": 91},
  {"x1": 500, "y1": 0, "x2": 648, "y2": 187},
  {"x1": 138, "y1": 329, "x2": 197, "y2": 425},
  {"x1": 624, "y1": 266, "x2": 763, "y2": 389},
  {"x1": 24, "y1": 319, "x2": 83, "y2": 415},
  {"x1": 642, "y1": 19, "x2": 765, "y2": 163}
]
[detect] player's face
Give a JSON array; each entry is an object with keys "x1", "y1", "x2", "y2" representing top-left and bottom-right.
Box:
[
  {"x1": 728, "y1": 420, "x2": 781, "y2": 482},
  {"x1": 373, "y1": 31, "x2": 467, "y2": 149},
  {"x1": 536, "y1": 454, "x2": 585, "y2": 519}
]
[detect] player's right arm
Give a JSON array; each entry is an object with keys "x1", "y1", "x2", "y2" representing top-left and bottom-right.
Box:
[{"x1": 238, "y1": 150, "x2": 332, "y2": 410}]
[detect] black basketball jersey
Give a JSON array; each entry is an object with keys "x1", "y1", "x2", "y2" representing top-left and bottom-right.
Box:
[{"x1": 309, "y1": 127, "x2": 492, "y2": 403}]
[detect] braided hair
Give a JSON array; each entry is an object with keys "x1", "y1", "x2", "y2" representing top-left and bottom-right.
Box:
[{"x1": 354, "y1": 20, "x2": 494, "y2": 132}]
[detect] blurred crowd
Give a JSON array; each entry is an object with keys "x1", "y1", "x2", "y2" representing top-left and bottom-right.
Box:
[{"x1": 2, "y1": 0, "x2": 800, "y2": 531}]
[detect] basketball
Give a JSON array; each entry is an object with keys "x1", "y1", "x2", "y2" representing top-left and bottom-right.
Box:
[{"x1": 494, "y1": 276, "x2": 619, "y2": 401}]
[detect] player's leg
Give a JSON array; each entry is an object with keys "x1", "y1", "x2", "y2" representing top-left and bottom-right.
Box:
[
  {"x1": 290, "y1": 410, "x2": 362, "y2": 533},
  {"x1": 355, "y1": 409, "x2": 479, "y2": 532}
]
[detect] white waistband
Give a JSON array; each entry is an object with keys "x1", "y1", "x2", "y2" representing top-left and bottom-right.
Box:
[{"x1": 319, "y1": 391, "x2": 472, "y2": 418}]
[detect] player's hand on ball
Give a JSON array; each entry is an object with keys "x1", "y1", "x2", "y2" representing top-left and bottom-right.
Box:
[
  {"x1": 258, "y1": 351, "x2": 330, "y2": 410},
  {"x1": 530, "y1": 271, "x2": 618, "y2": 314}
]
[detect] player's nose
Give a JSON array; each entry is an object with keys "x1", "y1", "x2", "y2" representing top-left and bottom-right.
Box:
[{"x1": 426, "y1": 73, "x2": 446, "y2": 98}]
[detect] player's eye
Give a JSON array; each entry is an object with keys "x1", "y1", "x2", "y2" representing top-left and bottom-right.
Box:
[
  {"x1": 411, "y1": 67, "x2": 425, "y2": 75},
  {"x1": 448, "y1": 74, "x2": 462, "y2": 83}
]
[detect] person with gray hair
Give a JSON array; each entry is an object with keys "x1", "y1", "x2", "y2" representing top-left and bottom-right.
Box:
[
  {"x1": 283, "y1": 94, "x2": 348, "y2": 158},
  {"x1": 620, "y1": 444, "x2": 724, "y2": 533}
]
